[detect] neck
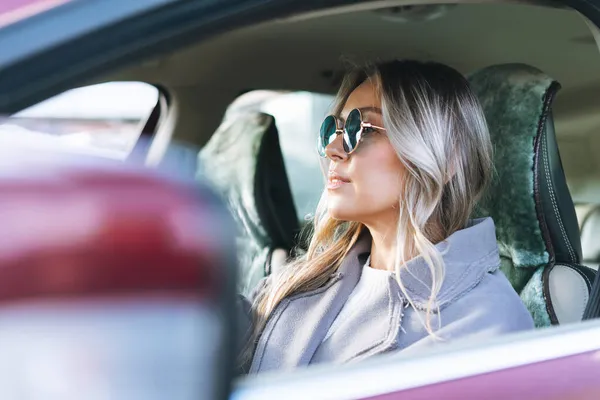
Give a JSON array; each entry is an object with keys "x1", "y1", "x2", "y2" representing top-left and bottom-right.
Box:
[
  {"x1": 364, "y1": 213, "x2": 446, "y2": 271},
  {"x1": 364, "y1": 214, "x2": 398, "y2": 271}
]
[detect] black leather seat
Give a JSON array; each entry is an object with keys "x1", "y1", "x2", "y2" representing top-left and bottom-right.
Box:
[
  {"x1": 469, "y1": 64, "x2": 596, "y2": 325},
  {"x1": 199, "y1": 112, "x2": 300, "y2": 294}
]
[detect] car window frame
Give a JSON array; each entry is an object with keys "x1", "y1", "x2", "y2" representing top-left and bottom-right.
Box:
[{"x1": 3, "y1": 0, "x2": 596, "y2": 114}]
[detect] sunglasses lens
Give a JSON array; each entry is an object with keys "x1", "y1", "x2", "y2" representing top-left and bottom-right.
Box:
[
  {"x1": 318, "y1": 115, "x2": 337, "y2": 156},
  {"x1": 344, "y1": 109, "x2": 361, "y2": 152}
]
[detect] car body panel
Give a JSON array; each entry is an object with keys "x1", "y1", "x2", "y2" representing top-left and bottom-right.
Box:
[
  {"x1": 0, "y1": 0, "x2": 72, "y2": 28},
  {"x1": 234, "y1": 321, "x2": 600, "y2": 399},
  {"x1": 376, "y1": 351, "x2": 600, "y2": 400},
  {"x1": 0, "y1": 159, "x2": 238, "y2": 399}
]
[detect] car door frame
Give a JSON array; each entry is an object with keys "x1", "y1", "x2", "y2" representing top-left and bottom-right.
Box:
[
  {"x1": 233, "y1": 320, "x2": 600, "y2": 399},
  {"x1": 2, "y1": 0, "x2": 595, "y2": 113}
]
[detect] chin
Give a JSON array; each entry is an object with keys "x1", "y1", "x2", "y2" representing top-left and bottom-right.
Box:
[
  {"x1": 327, "y1": 205, "x2": 359, "y2": 222},
  {"x1": 326, "y1": 193, "x2": 362, "y2": 221}
]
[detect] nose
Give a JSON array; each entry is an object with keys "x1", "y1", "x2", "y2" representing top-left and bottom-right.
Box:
[{"x1": 325, "y1": 134, "x2": 348, "y2": 162}]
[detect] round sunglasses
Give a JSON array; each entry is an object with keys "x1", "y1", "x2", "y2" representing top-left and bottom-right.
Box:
[{"x1": 317, "y1": 108, "x2": 386, "y2": 157}]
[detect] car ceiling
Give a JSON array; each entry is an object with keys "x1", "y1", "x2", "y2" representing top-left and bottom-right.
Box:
[{"x1": 103, "y1": 0, "x2": 600, "y2": 201}]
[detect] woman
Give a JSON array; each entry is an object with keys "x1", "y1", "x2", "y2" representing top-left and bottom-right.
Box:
[{"x1": 239, "y1": 60, "x2": 534, "y2": 374}]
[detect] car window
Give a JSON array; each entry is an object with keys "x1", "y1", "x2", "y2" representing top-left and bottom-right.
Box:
[
  {"x1": 0, "y1": 82, "x2": 159, "y2": 160},
  {"x1": 227, "y1": 90, "x2": 334, "y2": 221}
]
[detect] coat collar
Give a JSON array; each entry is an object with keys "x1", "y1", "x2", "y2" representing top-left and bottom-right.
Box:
[
  {"x1": 249, "y1": 218, "x2": 500, "y2": 373},
  {"x1": 349, "y1": 217, "x2": 501, "y2": 310},
  {"x1": 249, "y1": 234, "x2": 369, "y2": 373}
]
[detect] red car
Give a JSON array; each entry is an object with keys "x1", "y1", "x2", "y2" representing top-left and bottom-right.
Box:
[{"x1": 2, "y1": 0, "x2": 600, "y2": 399}]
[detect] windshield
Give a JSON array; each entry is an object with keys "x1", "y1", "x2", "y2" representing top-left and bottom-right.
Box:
[{"x1": 0, "y1": 82, "x2": 159, "y2": 160}]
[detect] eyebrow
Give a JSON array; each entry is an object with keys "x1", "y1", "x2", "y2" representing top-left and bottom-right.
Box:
[
  {"x1": 339, "y1": 107, "x2": 383, "y2": 120},
  {"x1": 360, "y1": 107, "x2": 383, "y2": 115}
]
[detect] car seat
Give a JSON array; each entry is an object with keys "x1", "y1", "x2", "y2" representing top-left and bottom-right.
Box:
[
  {"x1": 199, "y1": 112, "x2": 300, "y2": 294},
  {"x1": 469, "y1": 63, "x2": 596, "y2": 325}
]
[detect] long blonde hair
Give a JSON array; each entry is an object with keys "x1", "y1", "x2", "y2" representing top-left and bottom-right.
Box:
[{"x1": 240, "y1": 60, "x2": 492, "y2": 368}]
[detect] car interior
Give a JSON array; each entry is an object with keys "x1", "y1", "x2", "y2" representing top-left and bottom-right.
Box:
[{"x1": 7, "y1": 0, "x2": 600, "y2": 377}]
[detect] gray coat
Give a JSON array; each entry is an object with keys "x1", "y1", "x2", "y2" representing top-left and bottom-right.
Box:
[{"x1": 243, "y1": 218, "x2": 534, "y2": 374}]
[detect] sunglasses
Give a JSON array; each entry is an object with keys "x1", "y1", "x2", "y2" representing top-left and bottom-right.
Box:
[{"x1": 317, "y1": 108, "x2": 386, "y2": 157}]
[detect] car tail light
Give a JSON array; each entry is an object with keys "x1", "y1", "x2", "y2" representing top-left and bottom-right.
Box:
[{"x1": 0, "y1": 163, "x2": 237, "y2": 400}]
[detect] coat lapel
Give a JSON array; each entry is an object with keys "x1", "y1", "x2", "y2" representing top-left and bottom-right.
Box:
[
  {"x1": 248, "y1": 218, "x2": 501, "y2": 373},
  {"x1": 249, "y1": 232, "x2": 371, "y2": 374}
]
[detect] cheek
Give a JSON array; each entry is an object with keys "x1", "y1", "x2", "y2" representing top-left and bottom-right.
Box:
[
  {"x1": 328, "y1": 141, "x2": 403, "y2": 220},
  {"x1": 354, "y1": 147, "x2": 403, "y2": 206}
]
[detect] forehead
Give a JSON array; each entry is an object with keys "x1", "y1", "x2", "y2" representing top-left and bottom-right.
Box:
[{"x1": 340, "y1": 79, "x2": 382, "y2": 119}]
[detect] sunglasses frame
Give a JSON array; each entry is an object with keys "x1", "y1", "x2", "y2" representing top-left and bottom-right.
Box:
[{"x1": 318, "y1": 108, "x2": 386, "y2": 157}]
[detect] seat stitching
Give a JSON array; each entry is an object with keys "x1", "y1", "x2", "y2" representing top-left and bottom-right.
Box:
[
  {"x1": 542, "y1": 128, "x2": 576, "y2": 262},
  {"x1": 580, "y1": 269, "x2": 592, "y2": 288},
  {"x1": 561, "y1": 264, "x2": 592, "y2": 289},
  {"x1": 542, "y1": 132, "x2": 575, "y2": 261}
]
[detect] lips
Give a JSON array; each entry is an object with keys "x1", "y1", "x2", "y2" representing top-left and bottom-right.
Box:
[{"x1": 327, "y1": 171, "x2": 350, "y2": 190}]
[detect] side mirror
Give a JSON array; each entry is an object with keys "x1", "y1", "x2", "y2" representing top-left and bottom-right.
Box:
[{"x1": 0, "y1": 162, "x2": 237, "y2": 400}]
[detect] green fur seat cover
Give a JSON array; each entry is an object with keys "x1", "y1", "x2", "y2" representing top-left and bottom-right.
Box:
[
  {"x1": 469, "y1": 64, "x2": 557, "y2": 327},
  {"x1": 199, "y1": 112, "x2": 276, "y2": 295}
]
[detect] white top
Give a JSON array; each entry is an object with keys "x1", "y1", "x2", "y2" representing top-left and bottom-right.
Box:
[{"x1": 312, "y1": 257, "x2": 396, "y2": 363}]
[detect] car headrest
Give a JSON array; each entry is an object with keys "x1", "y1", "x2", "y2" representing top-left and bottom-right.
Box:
[
  {"x1": 581, "y1": 206, "x2": 600, "y2": 262},
  {"x1": 469, "y1": 64, "x2": 582, "y2": 292},
  {"x1": 199, "y1": 112, "x2": 299, "y2": 289}
]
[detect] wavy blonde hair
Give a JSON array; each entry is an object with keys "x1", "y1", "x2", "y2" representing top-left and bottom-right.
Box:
[{"x1": 240, "y1": 60, "x2": 493, "y2": 369}]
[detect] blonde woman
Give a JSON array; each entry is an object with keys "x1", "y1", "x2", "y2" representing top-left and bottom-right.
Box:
[{"x1": 239, "y1": 60, "x2": 534, "y2": 374}]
